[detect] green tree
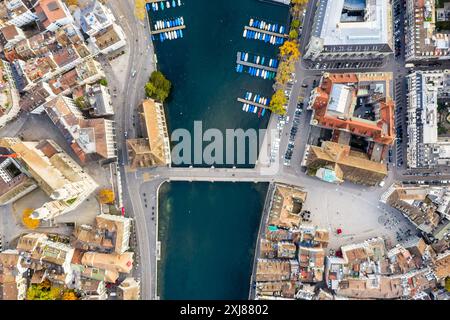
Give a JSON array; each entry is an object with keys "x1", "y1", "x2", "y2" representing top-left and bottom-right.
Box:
[
  {"x1": 269, "y1": 90, "x2": 287, "y2": 115},
  {"x1": 145, "y1": 71, "x2": 172, "y2": 103},
  {"x1": 75, "y1": 96, "x2": 88, "y2": 110},
  {"x1": 291, "y1": 19, "x2": 300, "y2": 29},
  {"x1": 26, "y1": 282, "x2": 61, "y2": 300},
  {"x1": 289, "y1": 29, "x2": 299, "y2": 40},
  {"x1": 99, "y1": 78, "x2": 108, "y2": 86}
]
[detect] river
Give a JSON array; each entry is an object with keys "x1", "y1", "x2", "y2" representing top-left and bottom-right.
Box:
[{"x1": 150, "y1": 0, "x2": 289, "y2": 299}]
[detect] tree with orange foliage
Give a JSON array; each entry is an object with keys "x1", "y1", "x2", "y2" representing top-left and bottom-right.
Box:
[
  {"x1": 98, "y1": 188, "x2": 115, "y2": 204},
  {"x1": 134, "y1": 0, "x2": 146, "y2": 21},
  {"x1": 22, "y1": 208, "x2": 39, "y2": 229},
  {"x1": 279, "y1": 40, "x2": 300, "y2": 60},
  {"x1": 62, "y1": 291, "x2": 78, "y2": 300},
  {"x1": 64, "y1": 0, "x2": 78, "y2": 6}
]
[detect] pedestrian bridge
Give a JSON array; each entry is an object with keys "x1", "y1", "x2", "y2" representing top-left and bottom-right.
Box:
[{"x1": 136, "y1": 166, "x2": 285, "y2": 183}]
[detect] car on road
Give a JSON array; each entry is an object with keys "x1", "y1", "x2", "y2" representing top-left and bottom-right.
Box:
[
  {"x1": 301, "y1": 83, "x2": 308, "y2": 88},
  {"x1": 124, "y1": 131, "x2": 128, "y2": 138},
  {"x1": 131, "y1": 70, "x2": 137, "y2": 77}
]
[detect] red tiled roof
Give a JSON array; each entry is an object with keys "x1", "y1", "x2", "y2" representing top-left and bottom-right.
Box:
[
  {"x1": 35, "y1": 0, "x2": 68, "y2": 28},
  {"x1": 311, "y1": 73, "x2": 395, "y2": 146}
]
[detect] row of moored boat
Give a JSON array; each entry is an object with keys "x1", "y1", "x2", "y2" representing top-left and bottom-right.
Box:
[
  {"x1": 243, "y1": 18, "x2": 286, "y2": 45},
  {"x1": 244, "y1": 92, "x2": 270, "y2": 106},
  {"x1": 153, "y1": 17, "x2": 184, "y2": 30},
  {"x1": 236, "y1": 65, "x2": 276, "y2": 80},
  {"x1": 243, "y1": 29, "x2": 285, "y2": 45},
  {"x1": 148, "y1": 0, "x2": 182, "y2": 11},
  {"x1": 249, "y1": 19, "x2": 285, "y2": 34},
  {"x1": 154, "y1": 29, "x2": 183, "y2": 41},
  {"x1": 239, "y1": 52, "x2": 279, "y2": 68}
]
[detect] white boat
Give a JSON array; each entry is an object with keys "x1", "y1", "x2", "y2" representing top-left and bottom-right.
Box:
[
  {"x1": 173, "y1": 31, "x2": 177, "y2": 39},
  {"x1": 263, "y1": 98, "x2": 267, "y2": 105},
  {"x1": 245, "y1": 105, "x2": 249, "y2": 112},
  {"x1": 266, "y1": 24, "x2": 270, "y2": 31},
  {"x1": 256, "y1": 69, "x2": 260, "y2": 77},
  {"x1": 248, "y1": 93, "x2": 253, "y2": 100},
  {"x1": 166, "y1": 1, "x2": 170, "y2": 8},
  {"x1": 243, "y1": 29, "x2": 247, "y2": 37},
  {"x1": 256, "y1": 56, "x2": 260, "y2": 64},
  {"x1": 242, "y1": 104, "x2": 246, "y2": 111},
  {"x1": 178, "y1": 0, "x2": 181, "y2": 5},
  {"x1": 260, "y1": 21, "x2": 265, "y2": 29},
  {"x1": 180, "y1": 17, "x2": 184, "y2": 25},
  {"x1": 253, "y1": 107, "x2": 257, "y2": 113},
  {"x1": 244, "y1": 53, "x2": 248, "y2": 61},
  {"x1": 249, "y1": 18, "x2": 254, "y2": 26}
]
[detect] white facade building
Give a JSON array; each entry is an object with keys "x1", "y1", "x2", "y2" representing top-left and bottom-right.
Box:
[
  {"x1": 304, "y1": 0, "x2": 393, "y2": 61},
  {"x1": 34, "y1": 0, "x2": 74, "y2": 32},
  {"x1": 406, "y1": 70, "x2": 450, "y2": 168},
  {"x1": 3, "y1": 0, "x2": 38, "y2": 27}
]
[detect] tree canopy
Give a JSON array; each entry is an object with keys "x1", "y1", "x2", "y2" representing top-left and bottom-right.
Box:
[
  {"x1": 289, "y1": 29, "x2": 299, "y2": 40},
  {"x1": 291, "y1": 0, "x2": 308, "y2": 4},
  {"x1": 26, "y1": 281, "x2": 59, "y2": 300},
  {"x1": 279, "y1": 40, "x2": 300, "y2": 60},
  {"x1": 275, "y1": 60, "x2": 296, "y2": 86},
  {"x1": 269, "y1": 90, "x2": 287, "y2": 115},
  {"x1": 291, "y1": 19, "x2": 301, "y2": 29},
  {"x1": 98, "y1": 188, "x2": 115, "y2": 204},
  {"x1": 145, "y1": 71, "x2": 172, "y2": 103},
  {"x1": 22, "y1": 208, "x2": 39, "y2": 230}
]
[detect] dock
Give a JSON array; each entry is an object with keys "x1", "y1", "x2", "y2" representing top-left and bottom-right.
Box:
[
  {"x1": 244, "y1": 26, "x2": 288, "y2": 39},
  {"x1": 236, "y1": 52, "x2": 277, "y2": 72},
  {"x1": 151, "y1": 25, "x2": 186, "y2": 35},
  {"x1": 237, "y1": 98, "x2": 270, "y2": 110}
]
